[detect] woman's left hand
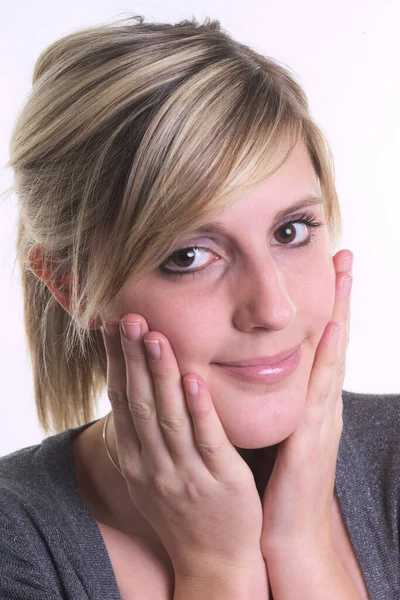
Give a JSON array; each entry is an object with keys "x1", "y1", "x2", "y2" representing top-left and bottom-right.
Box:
[{"x1": 260, "y1": 249, "x2": 353, "y2": 558}]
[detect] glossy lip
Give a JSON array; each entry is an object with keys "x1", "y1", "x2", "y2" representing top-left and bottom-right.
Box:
[
  {"x1": 213, "y1": 345, "x2": 301, "y2": 384},
  {"x1": 213, "y1": 344, "x2": 300, "y2": 367}
]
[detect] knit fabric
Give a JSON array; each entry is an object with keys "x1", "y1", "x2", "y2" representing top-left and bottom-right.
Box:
[{"x1": 0, "y1": 389, "x2": 399, "y2": 599}]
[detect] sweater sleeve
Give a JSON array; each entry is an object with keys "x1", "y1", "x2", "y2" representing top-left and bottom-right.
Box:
[{"x1": 0, "y1": 501, "x2": 64, "y2": 600}]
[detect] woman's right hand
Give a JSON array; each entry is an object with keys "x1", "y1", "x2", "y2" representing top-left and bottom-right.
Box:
[{"x1": 101, "y1": 313, "x2": 265, "y2": 580}]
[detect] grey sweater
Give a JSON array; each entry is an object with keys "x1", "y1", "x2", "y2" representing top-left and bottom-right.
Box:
[{"x1": 0, "y1": 390, "x2": 399, "y2": 599}]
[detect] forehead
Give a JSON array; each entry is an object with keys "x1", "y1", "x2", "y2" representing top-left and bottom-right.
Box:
[
  {"x1": 264, "y1": 140, "x2": 319, "y2": 191},
  {"x1": 195, "y1": 142, "x2": 321, "y2": 231},
  {"x1": 189, "y1": 195, "x2": 323, "y2": 238}
]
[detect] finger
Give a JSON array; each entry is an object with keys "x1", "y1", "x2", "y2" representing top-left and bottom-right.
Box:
[
  {"x1": 332, "y1": 266, "x2": 352, "y2": 348},
  {"x1": 304, "y1": 321, "x2": 341, "y2": 428},
  {"x1": 304, "y1": 261, "x2": 352, "y2": 427},
  {"x1": 102, "y1": 319, "x2": 142, "y2": 468},
  {"x1": 119, "y1": 316, "x2": 173, "y2": 472},
  {"x1": 332, "y1": 250, "x2": 353, "y2": 350},
  {"x1": 138, "y1": 330, "x2": 201, "y2": 466},
  {"x1": 141, "y1": 330, "x2": 242, "y2": 479},
  {"x1": 183, "y1": 374, "x2": 251, "y2": 483},
  {"x1": 329, "y1": 258, "x2": 353, "y2": 407},
  {"x1": 333, "y1": 249, "x2": 353, "y2": 275}
]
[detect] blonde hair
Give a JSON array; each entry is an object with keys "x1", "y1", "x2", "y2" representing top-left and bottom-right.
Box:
[{"x1": 4, "y1": 13, "x2": 342, "y2": 435}]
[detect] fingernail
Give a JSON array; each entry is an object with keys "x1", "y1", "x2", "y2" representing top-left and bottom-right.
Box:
[
  {"x1": 343, "y1": 254, "x2": 353, "y2": 271},
  {"x1": 144, "y1": 339, "x2": 161, "y2": 359},
  {"x1": 184, "y1": 378, "x2": 199, "y2": 396},
  {"x1": 104, "y1": 321, "x2": 120, "y2": 336},
  {"x1": 121, "y1": 321, "x2": 141, "y2": 341},
  {"x1": 341, "y1": 273, "x2": 353, "y2": 294}
]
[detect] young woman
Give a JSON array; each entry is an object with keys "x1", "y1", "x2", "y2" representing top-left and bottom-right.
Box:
[{"x1": 1, "y1": 13, "x2": 398, "y2": 600}]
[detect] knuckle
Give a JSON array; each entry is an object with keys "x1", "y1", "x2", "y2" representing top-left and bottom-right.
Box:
[
  {"x1": 106, "y1": 387, "x2": 126, "y2": 411},
  {"x1": 127, "y1": 397, "x2": 154, "y2": 421},
  {"x1": 305, "y1": 404, "x2": 325, "y2": 428},
  {"x1": 149, "y1": 365, "x2": 175, "y2": 381},
  {"x1": 197, "y1": 441, "x2": 224, "y2": 456},
  {"x1": 325, "y1": 355, "x2": 337, "y2": 369},
  {"x1": 184, "y1": 478, "x2": 203, "y2": 502},
  {"x1": 151, "y1": 472, "x2": 176, "y2": 497},
  {"x1": 119, "y1": 458, "x2": 140, "y2": 481},
  {"x1": 158, "y1": 414, "x2": 185, "y2": 432},
  {"x1": 123, "y1": 346, "x2": 143, "y2": 363}
]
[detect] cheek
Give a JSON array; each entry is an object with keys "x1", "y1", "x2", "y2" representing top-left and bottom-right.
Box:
[
  {"x1": 113, "y1": 283, "x2": 220, "y2": 368},
  {"x1": 109, "y1": 258, "x2": 337, "y2": 450},
  {"x1": 296, "y1": 258, "x2": 336, "y2": 329}
]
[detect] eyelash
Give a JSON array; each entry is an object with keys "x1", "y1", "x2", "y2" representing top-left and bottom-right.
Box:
[{"x1": 159, "y1": 212, "x2": 324, "y2": 279}]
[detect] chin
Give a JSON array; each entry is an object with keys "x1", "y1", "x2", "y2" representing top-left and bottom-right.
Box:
[
  {"x1": 229, "y1": 425, "x2": 299, "y2": 450},
  {"x1": 209, "y1": 376, "x2": 309, "y2": 450}
]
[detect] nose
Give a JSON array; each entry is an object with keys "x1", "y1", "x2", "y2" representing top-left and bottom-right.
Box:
[{"x1": 232, "y1": 256, "x2": 295, "y2": 332}]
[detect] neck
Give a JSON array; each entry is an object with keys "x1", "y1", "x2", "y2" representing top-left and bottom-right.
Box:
[
  {"x1": 237, "y1": 445, "x2": 279, "y2": 499},
  {"x1": 72, "y1": 416, "x2": 158, "y2": 539},
  {"x1": 73, "y1": 415, "x2": 279, "y2": 539}
]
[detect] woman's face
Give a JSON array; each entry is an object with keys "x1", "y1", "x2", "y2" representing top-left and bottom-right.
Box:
[{"x1": 108, "y1": 141, "x2": 336, "y2": 449}]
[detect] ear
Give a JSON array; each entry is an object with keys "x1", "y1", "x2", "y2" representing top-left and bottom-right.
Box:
[{"x1": 27, "y1": 244, "x2": 102, "y2": 330}]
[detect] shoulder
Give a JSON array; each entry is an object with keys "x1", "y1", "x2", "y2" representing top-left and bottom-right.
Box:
[
  {"x1": 0, "y1": 480, "x2": 63, "y2": 597},
  {"x1": 337, "y1": 391, "x2": 400, "y2": 597},
  {"x1": 342, "y1": 388, "x2": 400, "y2": 439},
  {"x1": 0, "y1": 422, "x2": 96, "y2": 598},
  {"x1": 0, "y1": 421, "x2": 100, "y2": 531},
  {"x1": 0, "y1": 420, "x2": 97, "y2": 503},
  {"x1": 340, "y1": 388, "x2": 400, "y2": 490},
  {"x1": 0, "y1": 426, "x2": 74, "y2": 509}
]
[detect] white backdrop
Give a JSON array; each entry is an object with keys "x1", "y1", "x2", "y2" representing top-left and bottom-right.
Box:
[{"x1": 0, "y1": 0, "x2": 399, "y2": 456}]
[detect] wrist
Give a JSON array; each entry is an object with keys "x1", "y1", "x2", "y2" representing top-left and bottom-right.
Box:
[
  {"x1": 173, "y1": 550, "x2": 267, "y2": 579},
  {"x1": 173, "y1": 554, "x2": 269, "y2": 600},
  {"x1": 264, "y1": 544, "x2": 361, "y2": 600}
]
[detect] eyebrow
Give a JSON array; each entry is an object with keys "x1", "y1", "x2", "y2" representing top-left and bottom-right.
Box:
[{"x1": 190, "y1": 195, "x2": 323, "y2": 236}]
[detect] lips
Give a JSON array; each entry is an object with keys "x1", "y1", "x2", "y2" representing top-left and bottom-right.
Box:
[
  {"x1": 213, "y1": 344, "x2": 300, "y2": 367},
  {"x1": 213, "y1": 345, "x2": 302, "y2": 384}
]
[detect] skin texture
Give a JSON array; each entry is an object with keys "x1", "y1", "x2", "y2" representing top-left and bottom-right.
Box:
[
  {"x1": 106, "y1": 139, "x2": 336, "y2": 451},
  {"x1": 31, "y1": 139, "x2": 342, "y2": 546}
]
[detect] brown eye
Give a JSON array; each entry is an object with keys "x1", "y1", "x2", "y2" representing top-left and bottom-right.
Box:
[
  {"x1": 160, "y1": 246, "x2": 219, "y2": 275},
  {"x1": 159, "y1": 214, "x2": 323, "y2": 279},
  {"x1": 273, "y1": 222, "x2": 308, "y2": 245},
  {"x1": 172, "y1": 248, "x2": 197, "y2": 268}
]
